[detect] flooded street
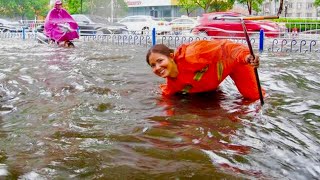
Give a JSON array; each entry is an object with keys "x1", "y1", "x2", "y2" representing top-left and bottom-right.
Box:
[{"x1": 0, "y1": 39, "x2": 319, "y2": 179}]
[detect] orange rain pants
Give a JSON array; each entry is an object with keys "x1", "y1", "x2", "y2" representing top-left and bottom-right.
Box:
[{"x1": 160, "y1": 40, "x2": 265, "y2": 100}]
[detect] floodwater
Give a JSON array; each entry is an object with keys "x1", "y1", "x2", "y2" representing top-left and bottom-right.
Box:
[{"x1": 0, "y1": 39, "x2": 319, "y2": 179}]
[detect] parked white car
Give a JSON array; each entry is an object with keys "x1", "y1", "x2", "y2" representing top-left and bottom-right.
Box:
[
  {"x1": 71, "y1": 14, "x2": 128, "y2": 35},
  {"x1": 117, "y1": 15, "x2": 171, "y2": 35},
  {"x1": 169, "y1": 16, "x2": 199, "y2": 35},
  {"x1": 299, "y1": 29, "x2": 320, "y2": 39},
  {"x1": 0, "y1": 18, "x2": 23, "y2": 32}
]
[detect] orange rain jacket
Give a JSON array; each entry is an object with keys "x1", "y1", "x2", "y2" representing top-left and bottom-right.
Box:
[{"x1": 160, "y1": 40, "x2": 265, "y2": 100}]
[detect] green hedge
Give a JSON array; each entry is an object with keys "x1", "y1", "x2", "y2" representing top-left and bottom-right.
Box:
[{"x1": 272, "y1": 18, "x2": 320, "y2": 31}]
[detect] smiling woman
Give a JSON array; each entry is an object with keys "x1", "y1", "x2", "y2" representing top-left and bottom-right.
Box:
[{"x1": 146, "y1": 40, "x2": 264, "y2": 100}]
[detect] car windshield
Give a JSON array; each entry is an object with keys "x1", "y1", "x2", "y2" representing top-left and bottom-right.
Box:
[
  {"x1": 205, "y1": 14, "x2": 244, "y2": 22},
  {"x1": 0, "y1": 19, "x2": 12, "y2": 25},
  {"x1": 172, "y1": 19, "x2": 190, "y2": 23},
  {"x1": 72, "y1": 15, "x2": 93, "y2": 23},
  {"x1": 120, "y1": 17, "x2": 146, "y2": 23}
]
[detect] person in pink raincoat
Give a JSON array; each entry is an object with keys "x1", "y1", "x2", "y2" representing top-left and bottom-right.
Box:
[{"x1": 44, "y1": 0, "x2": 79, "y2": 47}]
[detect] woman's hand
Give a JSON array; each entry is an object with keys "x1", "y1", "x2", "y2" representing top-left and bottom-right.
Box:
[{"x1": 246, "y1": 54, "x2": 260, "y2": 68}]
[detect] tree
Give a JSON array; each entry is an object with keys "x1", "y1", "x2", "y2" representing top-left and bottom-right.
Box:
[
  {"x1": 113, "y1": 0, "x2": 128, "y2": 18},
  {"x1": 0, "y1": 0, "x2": 28, "y2": 18},
  {"x1": 179, "y1": 0, "x2": 235, "y2": 13},
  {"x1": 237, "y1": 0, "x2": 264, "y2": 15},
  {"x1": 64, "y1": 0, "x2": 82, "y2": 14},
  {"x1": 0, "y1": 0, "x2": 49, "y2": 19},
  {"x1": 64, "y1": 0, "x2": 127, "y2": 18},
  {"x1": 315, "y1": 0, "x2": 320, "y2": 6},
  {"x1": 191, "y1": 0, "x2": 235, "y2": 13},
  {"x1": 28, "y1": 0, "x2": 49, "y2": 18},
  {"x1": 208, "y1": 0, "x2": 235, "y2": 12},
  {"x1": 277, "y1": 0, "x2": 284, "y2": 16},
  {"x1": 178, "y1": 0, "x2": 198, "y2": 16}
]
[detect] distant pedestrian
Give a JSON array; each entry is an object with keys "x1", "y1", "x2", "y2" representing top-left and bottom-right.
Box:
[{"x1": 44, "y1": 0, "x2": 79, "y2": 47}]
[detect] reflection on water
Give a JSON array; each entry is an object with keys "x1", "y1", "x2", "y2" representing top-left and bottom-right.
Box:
[{"x1": 0, "y1": 39, "x2": 319, "y2": 179}]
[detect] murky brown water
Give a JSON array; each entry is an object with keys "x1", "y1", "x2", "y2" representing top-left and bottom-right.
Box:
[{"x1": 0, "y1": 39, "x2": 319, "y2": 179}]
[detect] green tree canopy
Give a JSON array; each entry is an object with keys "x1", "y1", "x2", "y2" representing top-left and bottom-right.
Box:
[
  {"x1": 64, "y1": 0, "x2": 83, "y2": 14},
  {"x1": 65, "y1": 0, "x2": 128, "y2": 17},
  {"x1": 237, "y1": 0, "x2": 264, "y2": 15},
  {"x1": 0, "y1": 0, "x2": 128, "y2": 20},
  {"x1": 207, "y1": 0, "x2": 235, "y2": 12},
  {"x1": 178, "y1": 0, "x2": 198, "y2": 16},
  {"x1": 0, "y1": 0, "x2": 49, "y2": 19},
  {"x1": 178, "y1": 0, "x2": 235, "y2": 13}
]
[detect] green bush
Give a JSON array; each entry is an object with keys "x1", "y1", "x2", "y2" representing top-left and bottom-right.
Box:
[{"x1": 272, "y1": 18, "x2": 320, "y2": 32}]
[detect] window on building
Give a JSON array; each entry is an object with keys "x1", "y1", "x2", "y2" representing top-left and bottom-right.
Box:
[
  {"x1": 307, "y1": 3, "x2": 313, "y2": 9},
  {"x1": 163, "y1": 9, "x2": 171, "y2": 18},
  {"x1": 306, "y1": 13, "x2": 312, "y2": 17},
  {"x1": 297, "y1": 3, "x2": 302, "y2": 9},
  {"x1": 150, "y1": 11, "x2": 158, "y2": 18},
  {"x1": 150, "y1": 7, "x2": 158, "y2": 18},
  {"x1": 288, "y1": 3, "x2": 292, "y2": 8},
  {"x1": 296, "y1": 13, "x2": 301, "y2": 17}
]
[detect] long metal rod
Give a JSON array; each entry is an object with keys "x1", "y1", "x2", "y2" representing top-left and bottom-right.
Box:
[
  {"x1": 241, "y1": 18, "x2": 264, "y2": 106},
  {"x1": 216, "y1": 15, "x2": 279, "y2": 21},
  {"x1": 242, "y1": 15, "x2": 279, "y2": 20}
]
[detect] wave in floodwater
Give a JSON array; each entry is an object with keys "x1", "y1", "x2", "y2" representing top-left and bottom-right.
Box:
[{"x1": 0, "y1": 39, "x2": 319, "y2": 179}]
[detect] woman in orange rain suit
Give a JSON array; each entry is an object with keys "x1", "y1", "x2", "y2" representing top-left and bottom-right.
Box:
[{"x1": 146, "y1": 40, "x2": 265, "y2": 100}]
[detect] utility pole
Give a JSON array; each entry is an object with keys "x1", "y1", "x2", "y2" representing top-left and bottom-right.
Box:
[
  {"x1": 111, "y1": 0, "x2": 114, "y2": 22},
  {"x1": 284, "y1": 0, "x2": 288, "y2": 17},
  {"x1": 275, "y1": 0, "x2": 277, "y2": 15},
  {"x1": 81, "y1": 0, "x2": 83, "y2": 13}
]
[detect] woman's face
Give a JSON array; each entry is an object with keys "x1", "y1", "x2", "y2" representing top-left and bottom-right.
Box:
[
  {"x1": 55, "y1": 4, "x2": 62, "y2": 9},
  {"x1": 148, "y1": 52, "x2": 175, "y2": 78}
]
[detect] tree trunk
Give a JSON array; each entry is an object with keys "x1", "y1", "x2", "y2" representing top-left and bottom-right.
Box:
[
  {"x1": 247, "y1": 1, "x2": 252, "y2": 15},
  {"x1": 277, "y1": 0, "x2": 284, "y2": 16}
]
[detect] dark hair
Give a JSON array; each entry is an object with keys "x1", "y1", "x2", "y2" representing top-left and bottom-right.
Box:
[
  {"x1": 146, "y1": 44, "x2": 174, "y2": 65},
  {"x1": 67, "y1": 41, "x2": 74, "y2": 47}
]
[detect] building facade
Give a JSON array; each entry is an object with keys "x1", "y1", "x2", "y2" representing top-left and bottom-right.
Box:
[
  {"x1": 125, "y1": 0, "x2": 320, "y2": 19},
  {"x1": 125, "y1": 0, "x2": 203, "y2": 20},
  {"x1": 262, "y1": 0, "x2": 320, "y2": 18}
]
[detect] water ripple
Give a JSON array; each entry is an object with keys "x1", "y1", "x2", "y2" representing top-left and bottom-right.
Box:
[{"x1": 0, "y1": 39, "x2": 319, "y2": 179}]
